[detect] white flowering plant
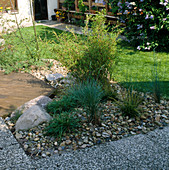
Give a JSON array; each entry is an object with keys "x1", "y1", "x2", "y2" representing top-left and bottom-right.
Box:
[{"x1": 109, "y1": 0, "x2": 169, "y2": 52}]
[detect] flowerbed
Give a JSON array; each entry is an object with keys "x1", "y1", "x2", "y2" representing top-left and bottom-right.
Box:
[{"x1": 5, "y1": 81, "x2": 169, "y2": 159}]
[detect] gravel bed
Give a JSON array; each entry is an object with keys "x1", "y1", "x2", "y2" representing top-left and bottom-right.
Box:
[{"x1": 4, "y1": 59, "x2": 169, "y2": 159}]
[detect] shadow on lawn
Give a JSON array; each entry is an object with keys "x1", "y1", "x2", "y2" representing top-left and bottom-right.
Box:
[{"x1": 120, "y1": 81, "x2": 169, "y2": 99}]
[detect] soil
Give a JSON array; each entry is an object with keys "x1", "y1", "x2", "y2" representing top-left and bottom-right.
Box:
[{"x1": 0, "y1": 71, "x2": 54, "y2": 117}]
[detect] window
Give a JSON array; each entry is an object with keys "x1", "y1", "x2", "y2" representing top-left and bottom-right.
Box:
[{"x1": 0, "y1": 0, "x2": 18, "y2": 11}]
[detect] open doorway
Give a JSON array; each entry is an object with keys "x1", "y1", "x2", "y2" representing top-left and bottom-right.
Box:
[{"x1": 34, "y1": 0, "x2": 48, "y2": 20}]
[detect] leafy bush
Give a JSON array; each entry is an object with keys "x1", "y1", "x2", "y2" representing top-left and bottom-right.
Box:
[
  {"x1": 116, "y1": 88, "x2": 143, "y2": 118},
  {"x1": 68, "y1": 79, "x2": 104, "y2": 125},
  {"x1": 55, "y1": 11, "x2": 121, "y2": 84},
  {"x1": 44, "y1": 112, "x2": 79, "y2": 139},
  {"x1": 109, "y1": 0, "x2": 169, "y2": 51}
]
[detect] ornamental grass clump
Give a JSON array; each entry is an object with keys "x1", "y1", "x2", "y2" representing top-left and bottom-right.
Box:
[
  {"x1": 117, "y1": 88, "x2": 143, "y2": 118},
  {"x1": 44, "y1": 111, "x2": 79, "y2": 139},
  {"x1": 68, "y1": 79, "x2": 104, "y2": 125},
  {"x1": 46, "y1": 95, "x2": 77, "y2": 116}
]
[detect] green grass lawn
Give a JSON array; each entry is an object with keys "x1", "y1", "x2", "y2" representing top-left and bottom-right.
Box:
[{"x1": 1, "y1": 25, "x2": 169, "y2": 97}]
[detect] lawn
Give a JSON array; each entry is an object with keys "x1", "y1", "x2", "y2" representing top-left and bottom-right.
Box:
[{"x1": 1, "y1": 25, "x2": 169, "y2": 97}]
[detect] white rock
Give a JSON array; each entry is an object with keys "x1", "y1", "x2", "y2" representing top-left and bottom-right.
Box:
[
  {"x1": 15, "y1": 105, "x2": 52, "y2": 131},
  {"x1": 24, "y1": 145, "x2": 29, "y2": 150},
  {"x1": 54, "y1": 142, "x2": 58, "y2": 146},
  {"x1": 65, "y1": 140, "x2": 72, "y2": 145},
  {"x1": 96, "y1": 132, "x2": 101, "y2": 137},
  {"x1": 15, "y1": 132, "x2": 22, "y2": 139},
  {"x1": 130, "y1": 131, "x2": 136, "y2": 135},
  {"x1": 81, "y1": 144, "x2": 87, "y2": 149},
  {"x1": 46, "y1": 73, "x2": 64, "y2": 82},
  {"x1": 161, "y1": 114, "x2": 167, "y2": 119},
  {"x1": 42, "y1": 153, "x2": 46, "y2": 158},
  {"x1": 102, "y1": 132, "x2": 110, "y2": 138},
  {"x1": 11, "y1": 95, "x2": 52, "y2": 117}
]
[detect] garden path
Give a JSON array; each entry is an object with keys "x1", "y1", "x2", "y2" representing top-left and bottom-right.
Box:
[
  {"x1": 0, "y1": 72, "x2": 54, "y2": 117},
  {"x1": 37, "y1": 20, "x2": 84, "y2": 34}
]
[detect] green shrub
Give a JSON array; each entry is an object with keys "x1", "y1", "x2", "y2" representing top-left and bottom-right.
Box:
[
  {"x1": 44, "y1": 112, "x2": 79, "y2": 139},
  {"x1": 68, "y1": 79, "x2": 104, "y2": 125},
  {"x1": 55, "y1": 11, "x2": 121, "y2": 84},
  {"x1": 116, "y1": 88, "x2": 143, "y2": 118}
]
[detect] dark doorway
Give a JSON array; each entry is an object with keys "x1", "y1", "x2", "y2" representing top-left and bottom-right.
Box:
[{"x1": 34, "y1": 0, "x2": 48, "y2": 20}]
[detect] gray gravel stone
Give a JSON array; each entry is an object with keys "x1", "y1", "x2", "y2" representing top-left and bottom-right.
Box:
[
  {"x1": 0, "y1": 118, "x2": 35, "y2": 169},
  {"x1": 46, "y1": 73, "x2": 64, "y2": 82}
]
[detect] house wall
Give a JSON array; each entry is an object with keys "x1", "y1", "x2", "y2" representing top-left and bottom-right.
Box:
[
  {"x1": 47, "y1": 0, "x2": 58, "y2": 20},
  {"x1": 0, "y1": 0, "x2": 58, "y2": 32},
  {"x1": 0, "y1": 0, "x2": 33, "y2": 33}
]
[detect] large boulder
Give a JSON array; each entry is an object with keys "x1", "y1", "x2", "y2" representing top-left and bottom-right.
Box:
[
  {"x1": 15, "y1": 105, "x2": 52, "y2": 131},
  {"x1": 11, "y1": 95, "x2": 52, "y2": 117}
]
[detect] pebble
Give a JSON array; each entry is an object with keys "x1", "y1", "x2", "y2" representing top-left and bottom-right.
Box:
[
  {"x1": 24, "y1": 145, "x2": 29, "y2": 150},
  {"x1": 15, "y1": 132, "x2": 22, "y2": 139},
  {"x1": 60, "y1": 141, "x2": 66, "y2": 147},
  {"x1": 65, "y1": 140, "x2": 72, "y2": 145},
  {"x1": 54, "y1": 141, "x2": 58, "y2": 146},
  {"x1": 46, "y1": 152, "x2": 51, "y2": 156},
  {"x1": 130, "y1": 131, "x2": 136, "y2": 135},
  {"x1": 42, "y1": 153, "x2": 46, "y2": 158},
  {"x1": 165, "y1": 120, "x2": 169, "y2": 124},
  {"x1": 81, "y1": 144, "x2": 87, "y2": 149},
  {"x1": 34, "y1": 138, "x2": 40, "y2": 142},
  {"x1": 96, "y1": 132, "x2": 101, "y2": 137},
  {"x1": 154, "y1": 121, "x2": 161, "y2": 126},
  {"x1": 83, "y1": 138, "x2": 89, "y2": 144},
  {"x1": 161, "y1": 115, "x2": 167, "y2": 119},
  {"x1": 58, "y1": 147, "x2": 62, "y2": 151},
  {"x1": 78, "y1": 141, "x2": 83, "y2": 146},
  {"x1": 102, "y1": 132, "x2": 110, "y2": 138}
]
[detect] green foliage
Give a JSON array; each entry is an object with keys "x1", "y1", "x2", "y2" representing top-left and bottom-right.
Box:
[
  {"x1": 63, "y1": 0, "x2": 75, "y2": 10},
  {"x1": 153, "y1": 75, "x2": 161, "y2": 103},
  {"x1": 68, "y1": 79, "x2": 104, "y2": 125},
  {"x1": 46, "y1": 95, "x2": 77, "y2": 116},
  {"x1": 116, "y1": 88, "x2": 143, "y2": 118},
  {"x1": 152, "y1": 52, "x2": 161, "y2": 103},
  {"x1": 46, "y1": 79, "x2": 104, "y2": 124},
  {"x1": 78, "y1": 0, "x2": 88, "y2": 13},
  {"x1": 0, "y1": 25, "x2": 61, "y2": 73},
  {"x1": 109, "y1": 0, "x2": 169, "y2": 51},
  {"x1": 10, "y1": 111, "x2": 22, "y2": 124},
  {"x1": 55, "y1": 11, "x2": 121, "y2": 84},
  {"x1": 102, "y1": 82, "x2": 118, "y2": 101},
  {"x1": 44, "y1": 112, "x2": 79, "y2": 139}
]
